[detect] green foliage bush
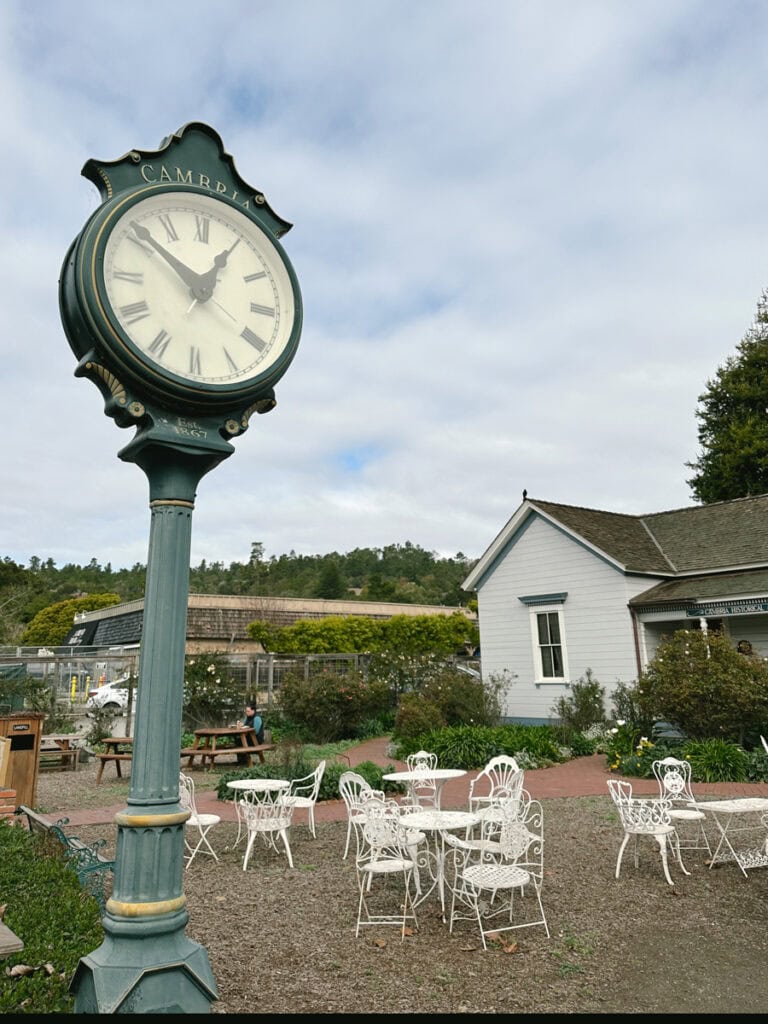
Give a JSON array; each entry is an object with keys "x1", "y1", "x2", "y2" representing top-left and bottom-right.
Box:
[
  {"x1": 182, "y1": 652, "x2": 243, "y2": 730},
  {"x1": 19, "y1": 593, "x2": 122, "y2": 647},
  {"x1": 392, "y1": 666, "x2": 504, "y2": 740},
  {"x1": 394, "y1": 692, "x2": 445, "y2": 738},
  {"x1": 635, "y1": 628, "x2": 768, "y2": 742},
  {"x1": 393, "y1": 723, "x2": 565, "y2": 771},
  {"x1": 684, "y1": 738, "x2": 749, "y2": 783},
  {"x1": 368, "y1": 651, "x2": 448, "y2": 699},
  {"x1": 552, "y1": 728, "x2": 596, "y2": 757},
  {"x1": 551, "y1": 668, "x2": 606, "y2": 733},
  {"x1": 610, "y1": 680, "x2": 654, "y2": 736},
  {"x1": 0, "y1": 821, "x2": 102, "y2": 1013},
  {"x1": 0, "y1": 672, "x2": 50, "y2": 714},
  {"x1": 247, "y1": 611, "x2": 478, "y2": 656},
  {"x1": 605, "y1": 736, "x2": 768, "y2": 783},
  {"x1": 277, "y1": 668, "x2": 391, "y2": 743},
  {"x1": 744, "y1": 747, "x2": 768, "y2": 781}
]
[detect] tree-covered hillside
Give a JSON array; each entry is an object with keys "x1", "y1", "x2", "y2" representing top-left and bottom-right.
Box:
[{"x1": 0, "y1": 542, "x2": 477, "y2": 644}]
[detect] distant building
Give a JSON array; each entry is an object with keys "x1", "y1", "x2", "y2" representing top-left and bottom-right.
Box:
[{"x1": 62, "y1": 593, "x2": 476, "y2": 655}]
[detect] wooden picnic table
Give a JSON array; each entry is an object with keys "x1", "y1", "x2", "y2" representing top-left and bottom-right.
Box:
[
  {"x1": 95, "y1": 736, "x2": 133, "y2": 784},
  {"x1": 181, "y1": 726, "x2": 274, "y2": 771},
  {"x1": 40, "y1": 734, "x2": 80, "y2": 772}
]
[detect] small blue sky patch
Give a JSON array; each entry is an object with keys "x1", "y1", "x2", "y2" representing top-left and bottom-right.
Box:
[{"x1": 335, "y1": 445, "x2": 386, "y2": 473}]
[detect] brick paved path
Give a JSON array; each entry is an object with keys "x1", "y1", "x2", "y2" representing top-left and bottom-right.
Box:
[{"x1": 55, "y1": 736, "x2": 768, "y2": 828}]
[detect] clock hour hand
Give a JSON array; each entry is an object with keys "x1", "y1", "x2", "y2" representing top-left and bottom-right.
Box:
[
  {"x1": 129, "y1": 222, "x2": 203, "y2": 292},
  {"x1": 192, "y1": 238, "x2": 242, "y2": 301}
]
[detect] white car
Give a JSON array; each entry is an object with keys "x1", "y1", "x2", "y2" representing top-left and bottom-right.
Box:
[{"x1": 85, "y1": 677, "x2": 133, "y2": 712}]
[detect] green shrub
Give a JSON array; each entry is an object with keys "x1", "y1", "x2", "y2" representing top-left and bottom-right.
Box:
[
  {"x1": 182, "y1": 652, "x2": 243, "y2": 730},
  {"x1": 394, "y1": 693, "x2": 445, "y2": 739},
  {"x1": 610, "y1": 680, "x2": 654, "y2": 736},
  {"x1": 551, "y1": 669, "x2": 606, "y2": 733},
  {"x1": 367, "y1": 651, "x2": 447, "y2": 699},
  {"x1": 635, "y1": 628, "x2": 768, "y2": 742},
  {"x1": 744, "y1": 748, "x2": 768, "y2": 782},
  {"x1": 393, "y1": 723, "x2": 565, "y2": 771},
  {"x1": 554, "y1": 730, "x2": 596, "y2": 757},
  {"x1": 391, "y1": 665, "x2": 505, "y2": 741},
  {"x1": 277, "y1": 669, "x2": 391, "y2": 743},
  {"x1": 421, "y1": 667, "x2": 503, "y2": 728},
  {"x1": 604, "y1": 720, "x2": 648, "y2": 771},
  {"x1": 607, "y1": 736, "x2": 753, "y2": 782},
  {"x1": 684, "y1": 738, "x2": 749, "y2": 782}
]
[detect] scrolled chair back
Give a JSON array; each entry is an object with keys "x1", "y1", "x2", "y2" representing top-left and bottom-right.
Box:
[
  {"x1": 607, "y1": 778, "x2": 671, "y2": 831},
  {"x1": 357, "y1": 794, "x2": 410, "y2": 861},
  {"x1": 406, "y1": 750, "x2": 438, "y2": 772},
  {"x1": 652, "y1": 756, "x2": 694, "y2": 803}
]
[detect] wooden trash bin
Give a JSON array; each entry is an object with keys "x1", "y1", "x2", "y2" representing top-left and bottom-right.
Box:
[{"x1": 0, "y1": 711, "x2": 44, "y2": 807}]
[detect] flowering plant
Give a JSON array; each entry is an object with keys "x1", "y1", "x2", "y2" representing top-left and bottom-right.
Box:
[
  {"x1": 182, "y1": 652, "x2": 241, "y2": 729},
  {"x1": 605, "y1": 720, "x2": 655, "y2": 772}
]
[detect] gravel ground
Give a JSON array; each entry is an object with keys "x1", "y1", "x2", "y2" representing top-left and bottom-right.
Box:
[{"x1": 35, "y1": 762, "x2": 768, "y2": 1014}]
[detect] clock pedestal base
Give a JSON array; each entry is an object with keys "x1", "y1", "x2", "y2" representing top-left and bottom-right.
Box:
[{"x1": 71, "y1": 911, "x2": 217, "y2": 1014}]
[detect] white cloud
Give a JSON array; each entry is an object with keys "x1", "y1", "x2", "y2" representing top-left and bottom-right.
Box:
[{"x1": 3, "y1": 0, "x2": 768, "y2": 570}]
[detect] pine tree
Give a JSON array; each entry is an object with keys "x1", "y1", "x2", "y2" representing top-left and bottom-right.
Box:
[
  {"x1": 314, "y1": 559, "x2": 347, "y2": 599},
  {"x1": 686, "y1": 289, "x2": 768, "y2": 503}
]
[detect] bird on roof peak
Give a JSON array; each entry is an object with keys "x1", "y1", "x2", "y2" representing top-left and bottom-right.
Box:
[{"x1": 522, "y1": 489, "x2": 528, "y2": 500}]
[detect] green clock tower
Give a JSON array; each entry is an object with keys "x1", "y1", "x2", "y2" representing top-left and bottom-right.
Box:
[{"x1": 59, "y1": 122, "x2": 303, "y2": 1013}]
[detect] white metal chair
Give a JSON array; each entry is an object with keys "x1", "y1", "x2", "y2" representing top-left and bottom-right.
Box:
[
  {"x1": 355, "y1": 791, "x2": 426, "y2": 894},
  {"x1": 178, "y1": 771, "x2": 221, "y2": 868},
  {"x1": 468, "y1": 755, "x2": 524, "y2": 814},
  {"x1": 760, "y1": 735, "x2": 768, "y2": 756},
  {"x1": 404, "y1": 749, "x2": 439, "y2": 808},
  {"x1": 338, "y1": 771, "x2": 385, "y2": 859},
  {"x1": 241, "y1": 790, "x2": 295, "y2": 869},
  {"x1": 467, "y1": 788, "x2": 534, "y2": 857},
  {"x1": 444, "y1": 794, "x2": 550, "y2": 949},
  {"x1": 283, "y1": 760, "x2": 326, "y2": 838},
  {"x1": 354, "y1": 796, "x2": 420, "y2": 939},
  {"x1": 652, "y1": 756, "x2": 711, "y2": 855},
  {"x1": 607, "y1": 779, "x2": 690, "y2": 886}
]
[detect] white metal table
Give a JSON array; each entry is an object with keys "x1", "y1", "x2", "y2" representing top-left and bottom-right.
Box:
[
  {"x1": 382, "y1": 768, "x2": 466, "y2": 809},
  {"x1": 227, "y1": 778, "x2": 290, "y2": 846},
  {"x1": 696, "y1": 797, "x2": 768, "y2": 877},
  {"x1": 397, "y1": 808, "x2": 479, "y2": 919}
]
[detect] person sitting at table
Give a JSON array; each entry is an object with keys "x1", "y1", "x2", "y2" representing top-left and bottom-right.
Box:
[{"x1": 237, "y1": 704, "x2": 264, "y2": 764}]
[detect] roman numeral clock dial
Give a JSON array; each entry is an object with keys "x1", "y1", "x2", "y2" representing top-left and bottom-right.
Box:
[{"x1": 66, "y1": 187, "x2": 302, "y2": 412}]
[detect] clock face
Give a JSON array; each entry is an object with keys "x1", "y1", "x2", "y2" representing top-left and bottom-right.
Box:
[{"x1": 97, "y1": 189, "x2": 299, "y2": 393}]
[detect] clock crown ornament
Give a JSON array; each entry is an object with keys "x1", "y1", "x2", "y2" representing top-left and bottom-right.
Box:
[{"x1": 59, "y1": 122, "x2": 303, "y2": 434}]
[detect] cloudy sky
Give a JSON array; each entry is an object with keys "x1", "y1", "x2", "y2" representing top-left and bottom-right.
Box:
[{"x1": 3, "y1": 1, "x2": 768, "y2": 571}]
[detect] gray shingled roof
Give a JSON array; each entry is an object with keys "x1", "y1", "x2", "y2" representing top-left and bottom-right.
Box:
[
  {"x1": 629, "y1": 568, "x2": 768, "y2": 607},
  {"x1": 531, "y1": 500, "x2": 673, "y2": 573},
  {"x1": 531, "y1": 494, "x2": 768, "y2": 574}
]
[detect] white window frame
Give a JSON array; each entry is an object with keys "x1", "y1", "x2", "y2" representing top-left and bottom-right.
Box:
[{"x1": 528, "y1": 604, "x2": 569, "y2": 683}]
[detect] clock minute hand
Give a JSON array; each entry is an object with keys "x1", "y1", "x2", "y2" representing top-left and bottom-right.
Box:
[
  {"x1": 192, "y1": 238, "x2": 242, "y2": 301},
  {"x1": 129, "y1": 221, "x2": 203, "y2": 292}
]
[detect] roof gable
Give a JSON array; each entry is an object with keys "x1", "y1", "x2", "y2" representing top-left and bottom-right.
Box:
[{"x1": 462, "y1": 493, "x2": 768, "y2": 592}]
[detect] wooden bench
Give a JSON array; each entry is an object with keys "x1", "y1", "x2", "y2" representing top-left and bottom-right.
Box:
[
  {"x1": 16, "y1": 804, "x2": 114, "y2": 911},
  {"x1": 180, "y1": 743, "x2": 275, "y2": 770},
  {"x1": 39, "y1": 746, "x2": 80, "y2": 772},
  {"x1": 95, "y1": 752, "x2": 132, "y2": 784}
]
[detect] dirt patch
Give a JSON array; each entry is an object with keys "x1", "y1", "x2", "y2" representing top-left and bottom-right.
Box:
[{"x1": 36, "y1": 766, "x2": 768, "y2": 1014}]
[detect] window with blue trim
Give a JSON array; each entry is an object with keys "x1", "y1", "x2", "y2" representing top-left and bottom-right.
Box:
[{"x1": 536, "y1": 611, "x2": 564, "y2": 677}]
